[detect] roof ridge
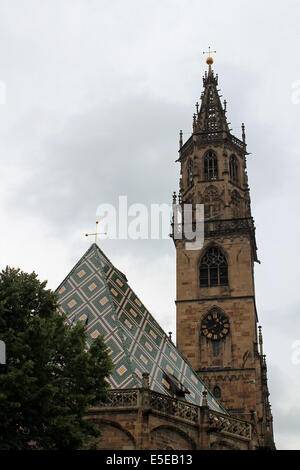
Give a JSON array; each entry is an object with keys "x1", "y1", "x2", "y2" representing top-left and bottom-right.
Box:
[
  {"x1": 55, "y1": 243, "x2": 96, "y2": 295},
  {"x1": 93, "y1": 243, "x2": 128, "y2": 281}
]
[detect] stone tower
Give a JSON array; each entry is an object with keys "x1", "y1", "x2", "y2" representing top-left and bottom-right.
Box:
[{"x1": 172, "y1": 57, "x2": 275, "y2": 448}]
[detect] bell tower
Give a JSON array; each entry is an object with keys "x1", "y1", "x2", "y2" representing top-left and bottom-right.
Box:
[{"x1": 172, "y1": 55, "x2": 275, "y2": 448}]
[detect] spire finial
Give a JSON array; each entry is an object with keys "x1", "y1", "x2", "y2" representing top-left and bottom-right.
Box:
[
  {"x1": 85, "y1": 220, "x2": 107, "y2": 243},
  {"x1": 203, "y1": 46, "x2": 216, "y2": 72}
]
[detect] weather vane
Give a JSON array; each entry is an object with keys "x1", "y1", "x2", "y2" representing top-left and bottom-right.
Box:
[{"x1": 85, "y1": 220, "x2": 107, "y2": 243}]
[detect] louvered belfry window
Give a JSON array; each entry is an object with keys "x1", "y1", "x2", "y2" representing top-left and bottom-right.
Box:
[
  {"x1": 199, "y1": 246, "x2": 228, "y2": 287},
  {"x1": 204, "y1": 150, "x2": 218, "y2": 181}
]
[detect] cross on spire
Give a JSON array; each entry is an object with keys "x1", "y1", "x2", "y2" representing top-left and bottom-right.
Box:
[
  {"x1": 85, "y1": 220, "x2": 107, "y2": 243},
  {"x1": 202, "y1": 46, "x2": 216, "y2": 58}
]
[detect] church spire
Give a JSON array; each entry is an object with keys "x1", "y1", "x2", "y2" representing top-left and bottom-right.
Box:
[
  {"x1": 180, "y1": 54, "x2": 247, "y2": 155},
  {"x1": 194, "y1": 55, "x2": 229, "y2": 136},
  {"x1": 177, "y1": 55, "x2": 247, "y2": 159}
]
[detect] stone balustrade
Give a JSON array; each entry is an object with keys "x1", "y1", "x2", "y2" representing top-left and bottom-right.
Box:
[
  {"x1": 97, "y1": 388, "x2": 252, "y2": 442},
  {"x1": 208, "y1": 410, "x2": 252, "y2": 440}
]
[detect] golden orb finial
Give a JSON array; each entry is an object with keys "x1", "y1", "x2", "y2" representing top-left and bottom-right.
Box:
[{"x1": 203, "y1": 47, "x2": 216, "y2": 68}]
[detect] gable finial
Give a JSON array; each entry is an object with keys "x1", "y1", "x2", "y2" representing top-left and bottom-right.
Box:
[{"x1": 85, "y1": 220, "x2": 107, "y2": 243}]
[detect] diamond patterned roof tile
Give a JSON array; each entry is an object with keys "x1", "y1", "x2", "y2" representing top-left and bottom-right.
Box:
[{"x1": 56, "y1": 243, "x2": 227, "y2": 413}]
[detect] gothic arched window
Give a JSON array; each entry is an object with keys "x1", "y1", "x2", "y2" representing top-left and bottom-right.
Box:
[
  {"x1": 213, "y1": 386, "x2": 221, "y2": 399},
  {"x1": 199, "y1": 246, "x2": 228, "y2": 287},
  {"x1": 229, "y1": 154, "x2": 239, "y2": 184},
  {"x1": 187, "y1": 158, "x2": 193, "y2": 186},
  {"x1": 204, "y1": 150, "x2": 218, "y2": 181}
]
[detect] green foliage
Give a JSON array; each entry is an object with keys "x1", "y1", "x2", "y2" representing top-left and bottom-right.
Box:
[{"x1": 0, "y1": 267, "x2": 114, "y2": 450}]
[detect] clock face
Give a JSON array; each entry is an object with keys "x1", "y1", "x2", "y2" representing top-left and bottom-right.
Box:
[{"x1": 201, "y1": 310, "x2": 229, "y2": 341}]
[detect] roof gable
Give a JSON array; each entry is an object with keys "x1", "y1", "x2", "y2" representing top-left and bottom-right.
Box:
[{"x1": 56, "y1": 243, "x2": 226, "y2": 413}]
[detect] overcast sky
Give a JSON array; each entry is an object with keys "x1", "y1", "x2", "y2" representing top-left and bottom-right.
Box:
[{"x1": 0, "y1": 0, "x2": 300, "y2": 450}]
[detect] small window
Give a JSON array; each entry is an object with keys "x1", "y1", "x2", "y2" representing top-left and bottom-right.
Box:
[{"x1": 213, "y1": 386, "x2": 221, "y2": 399}]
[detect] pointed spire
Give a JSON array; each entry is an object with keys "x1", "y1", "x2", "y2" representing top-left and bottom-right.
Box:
[
  {"x1": 194, "y1": 57, "x2": 229, "y2": 136},
  {"x1": 177, "y1": 54, "x2": 247, "y2": 157}
]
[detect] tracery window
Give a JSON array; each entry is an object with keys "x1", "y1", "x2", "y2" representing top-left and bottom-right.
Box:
[
  {"x1": 213, "y1": 386, "x2": 221, "y2": 399},
  {"x1": 204, "y1": 150, "x2": 218, "y2": 181},
  {"x1": 229, "y1": 154, "x2": 239, "y2": 184},
  {"x1": 199, "y1": 246, "x2": 228, "y2": 287}
]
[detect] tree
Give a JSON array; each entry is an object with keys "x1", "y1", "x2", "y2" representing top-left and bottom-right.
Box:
[{"x1": 0, "y1": 267, "x2": 114, "y2": 450}]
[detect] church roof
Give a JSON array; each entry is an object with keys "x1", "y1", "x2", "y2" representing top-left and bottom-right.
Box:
[{"x1": 56, "y1": 243, "x2": 226, "y2": 413}]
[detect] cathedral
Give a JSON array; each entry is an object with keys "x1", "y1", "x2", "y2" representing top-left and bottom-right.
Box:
[{"x1": 56, "y1": 56, "x2": 275, "y2": 450}]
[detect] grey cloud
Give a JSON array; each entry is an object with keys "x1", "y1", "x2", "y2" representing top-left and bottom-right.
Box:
[
  {"x1": 0, "y1": 0, "x2": 299, "y2": 450},
  {"x1": 6, "y1": 95, "x2": 186, "y2": 233}
]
